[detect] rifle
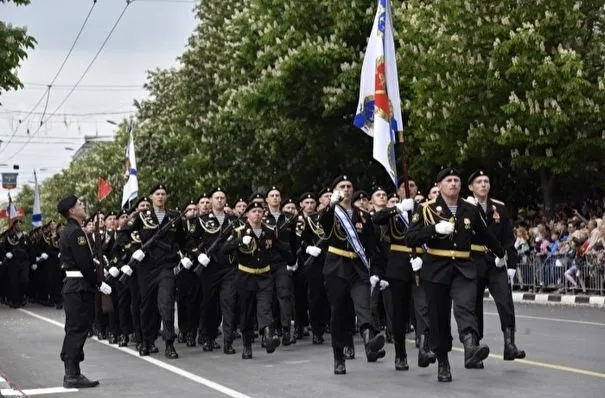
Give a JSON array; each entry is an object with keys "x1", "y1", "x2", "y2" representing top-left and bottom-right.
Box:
[
  {"x1": 192, "y1": 213, "x2": 246, "y2": 276},
  {"x1": 119, "y1": 206, "x2": 188, "y2": 283},
  {"x1": 93, "y1": 214, "x2": 114, "y2": 313}
]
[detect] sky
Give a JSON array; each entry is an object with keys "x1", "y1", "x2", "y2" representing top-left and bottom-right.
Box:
[{"x1": 0, "y1": 0, "x2": 197, "y2": 206}]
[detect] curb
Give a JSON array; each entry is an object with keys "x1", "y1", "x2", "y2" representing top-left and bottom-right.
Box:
[{"x1": 484, "y1": 290, "x2": 605, "y2": 307}]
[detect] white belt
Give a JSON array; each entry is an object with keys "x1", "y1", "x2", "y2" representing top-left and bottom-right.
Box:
[{"x1": 65, "y1": 270, "x2": 83, "y2": 278}]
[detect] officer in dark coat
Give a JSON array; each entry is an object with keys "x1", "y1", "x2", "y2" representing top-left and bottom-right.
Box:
[
  {"x1": 406, "y1": 168, "x2": 507, "y2": 382},
  {"x1": 58, "y1": 194, "x2": 112, "y2": 388},
  {"x1": 466, "y1": 170, "x2": 525, "y2": 368}
]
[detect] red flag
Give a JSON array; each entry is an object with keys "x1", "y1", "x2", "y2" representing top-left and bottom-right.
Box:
[{"x1": 97, "y1": 177, "x2": 113, "y2": 201}]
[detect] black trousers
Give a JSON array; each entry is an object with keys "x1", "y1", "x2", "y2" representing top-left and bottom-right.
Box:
[
  {"x1": 306, "y1": 262, "x2": 329, "y2": 335},
  {"x1": 411, "y1": 281, "x2": 430, "y2": 336},
  {"x1": 117, "y1": 279, "x2": 132, "y2": 337},
  {"x1": 238, "y1": 275, "x2": 274, "y2": 340},
  {"x1": 476, "y1": 266, "x2": 516, "y2": 340},
  {"x1": 8, "y1": 262, "x2": 29, "y2": 306},
  {"x1": 128, "y1": 271, "x2": 143, "y2": 341},
  {"x1": 423, "y1": 270, "x2": 478, "y2": 355},
  {"x1": 47, "y1": 262, "x2": 64, "y2": 305},
  {"x1": 271, "y1": 265, "x2": 294, "y2": 330},
  {"x1": 324, "y1": 275, "x2": 374, "y2": 349},
  {"x1": 385, "y1": 279, "x2": 411, "y2": 348},
  {"x1": 176, "y1": 269, "x2": 201, "y2": 337},
  {"x1": 201, "y1": 267, "x2": 237, "y2": 343},
  {"x1": 293, "y1": 268, "x2": 309, "y2": 328},
  {"x1": 138, "y1": 266, "x2": 176, "y2": 344},
  {"x1": 61, "y1": 291, "x2": 95, "y2": 363}
]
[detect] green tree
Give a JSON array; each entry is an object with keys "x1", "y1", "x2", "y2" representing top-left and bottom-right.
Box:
[{"x1": 0, "y1": 0, "x2": 36, "y2": 95}]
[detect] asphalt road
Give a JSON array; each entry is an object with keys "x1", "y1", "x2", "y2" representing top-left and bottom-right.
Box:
[{"x1": 1, "y1": 302, "x2": 603, "y2": 398}]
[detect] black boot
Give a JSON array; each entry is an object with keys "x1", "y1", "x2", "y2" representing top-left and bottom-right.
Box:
[
  {"x1": 138, "y1": 341, "x2": 150, "y2": 356},
  {"x1": 282, "y1": 328, "x2": 292, "y2": 346},
  {"x1": 165, "y1": 341, "x2": 179, "y2": 359},
  {"x1": 186, "y1": 332, "x2": 196, "y2": 348},
  {"x1": 202, "y1": 338, "x2": 213, "y2": 352},
  {"x1": 108, "y1": 333, "x2": 118, "y2": 345},
  {"x1": 333, "y1": 346, "x2": 346, "y2": 375},
  {"x1": 223, "y1": 342, "x2": 236, "y2": 355},
  {"x1": 242, "y1": 334, "x2": 252, "y2": 359},
  {"x1": 63, "y1": 361, "x2": 99, "y2": 388},
  {"x1": 394, "y1": 343, "x2": 409, "y2": 371},
  {"x1": 118, "y1": 334, "x2": 128, "y2": 347},
  {"x1": 437, "y1": 354, "x2": 452, "y2": 382},
  {"x1": 343, "y1": 344, "x2": 355, "y2": 360},
  {"x1": 503, "y1": 328, "x2": 526, "y2": 360},
  {"x1": 149, "y1": 342, "x2": 159, "y2": 353},
  {"x1": 312, "y1": 332, "x2": 324, "y2": 345},
  {"x1": 212, "y1": 339, "x2": 221, "y2": 350},
  {"x1": 418, "y1": 333, "x2": 436, "y2": 368},
  {"x1": 264, "y1": 327, "x2": 280, "y2": 354},
  {"x1": 362, "y1": 329, "x2": 386, "y2": 362},
  {"x1": 177, "y1": 330, "x2": 186, "y2": 344},
  {"x1": 294, "y1": 326, "x2": 304, "y2": 340},
  {"x1": 462, "y1": 333, "x2": 489, "y2": 369}
]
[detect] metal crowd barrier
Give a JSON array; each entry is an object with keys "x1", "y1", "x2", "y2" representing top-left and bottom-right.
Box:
[{"x1": 511, "y1": 253, "x2": 604, "y2": 295}]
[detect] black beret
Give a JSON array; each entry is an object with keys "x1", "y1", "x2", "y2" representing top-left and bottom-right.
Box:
[
  {"x1": 467, "y1": 169, "x2": 489, "y2": 185},
  {"x1": 435, "y1": 167, "x2": 459, "y2": 183},
  {"x1": 136, "y1": 197, "x2": 150, "y2": 207},
  {"x1": 331, "y1": 174, "x2": 351, "y2": 189},
  {"x1": 106, "y1": 211, "x2": 118, "y2": 217},
  {"x1": 318, "y1": 187, "x2": 333, "y2": 197},
  {"x1": 149, "y1": 183, "x2": 168, "y2": 195},
  {"x1": 245, "y1": 201, "x2": 264, "y2": 213},
  {"x1": 388, "y1": 192, "x2": 399, "y2": 200},
  {"x1": 280, "y1": 198, "x2": 295, "y2": 210},
  {"x1": 196, "y1": 192, "x2": 209, "y2": 203},
  {"x1": 118, "y1": 209, "x2": 128, "y2": 217},
  {"x1": 299, "y1": 192, "x2": 317, "y2": 202},
  {"x1": 352, "y1": 190, "x2": 369, "y2": 203},
  {"x1": 234, "y1": 197, "x2": 247, "y2": 205},
  {"x1": 398, "y1": 176, "x2": 415, "y2": 188},
  {"x1": 371, "y1": 186, "x2": 387, "y2": 196},
  {"x1": 208, "y1": 187, "x2": 226, "y2": 197},
  {"x1": 57, "y1": 194, "x2": 78, "y2": 216},
  {"x1": 187, "y1": 199, "x2": 197, "y2": 206},
  {"x1": 265, "y1": 186, "x2": 280, "y2": 197},
  {"x1": 248, "y1": 192, "x2": 264, "y2": 203}
]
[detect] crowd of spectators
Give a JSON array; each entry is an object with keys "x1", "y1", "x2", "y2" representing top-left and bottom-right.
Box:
[{"x1": 512, "y1": 199, "x2": 605, "y2": 295}]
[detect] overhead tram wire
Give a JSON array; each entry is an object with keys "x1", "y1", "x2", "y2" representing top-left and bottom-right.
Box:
[
  {"x1": 0, "y1": 0, "x2": 99, "y2": 157},
  {"x1": 4, "y1": 0, "x2": 136, "y2": 163}
]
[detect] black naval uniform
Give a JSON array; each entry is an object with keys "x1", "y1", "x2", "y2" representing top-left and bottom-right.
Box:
[
  {"x1": 191, "y1": 211, "x2": 239, "y2": 353},
  {"x1": 59, "y1": 216, "x2": 101, "y2": 388},
  {"x1": 262, "y1": 208, "x2": 297, "y2": 345},
  {"x1": 319, "y1": 199, "x2": 385, "y2": 374},
  {"x1": 471, "y1": 196, "x2": 525, "y2": 362},
  {"x1": 0, "y1": 226, "x2": 35, "y2": 308},
  {"x1": 372, "y1": 204, "x2": 435, "y2": 370},
  {"x1": 127, "y1": 206, "x2": 186, "y2": 358},
  {"x1": 221, "y1": 213, "x2": 295, "y2": 359},
  {"x1": 406, "y1": 192, "x2": 505, "y2": 381},
  {"x1": 110, "y1": 227, "x2": 136, "y2": 347}
]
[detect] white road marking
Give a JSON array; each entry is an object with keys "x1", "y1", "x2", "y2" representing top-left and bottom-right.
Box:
[
  {"x1": 22, "y1": 387, "x2": 78, "y2": 395},
  {"x1": 18, "y1": 309, "x2": 252, "y2": 398},
  {"x1": 484, "y1": 311, "x2": 605, "y2": 327}
]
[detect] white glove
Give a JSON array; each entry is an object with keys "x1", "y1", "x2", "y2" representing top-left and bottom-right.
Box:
[
  {"x1": 132, "y1": 249, "x2": 145, "y2": 262},
  {"x1": 98, "y1": 282, "x2": 112, "y2": 295},
  {"x1": 330, "y1": 190, "x2": 342, "y2": 205},
  {"x1": 197, "y1": 253, "x2": 211, "y2": 267},
  {"x1": 435, "y1": 221, "x2": 455, "y2": 235},
  {"x1": 495, "y1": 254, "x2": 507, "y2": 268},
  {"x1": 396, "y1": 198, "x2": 415, "y2": 212},
  {"x1": 35, "y1": 256, "x2": 40, "y2": 262},
  {"x1": 286, "y1": 263, "x2": 299, "y2": 272},
  {"x1": 379, "y1": 280, "x2": 389, "y2": 291},
  {"x1": 466, "y1": 196, "x2": 477, "y2": 205},
  {"x1": 104, "y1": 269, "x2": 109, "y2": 278},
  {"x1": 370, "y1": 275, "x2": 380, "y2": 288},
  {"x1": 306, "y1": 246, "x2": 322, "y2": 257},
  {"x1": 410, "y1": 257, "x2": 423, "y2": 272},
  {"x1": 108, "y1": 266, "x2": 120, "y2": 278},
  {"x1": 6, "y1": 252, "x2": 13, "y2": 259},
  {"x1": 93, "y1": 258, "x2": 101, "y2": 267},
  {"x1": 41, "y1": 252, "x2": 49, "y2": 260},
  {"x1": 507, "y1": 268, "x2": 516, "y2": 283},
  {"x1": 242, "y1": 235, "x2": 252, "y2": 246},
  {"x1": 57, "y1": 253, "x2": 61, "y2": 259},
  {"x1": 120, "y1": 265, "x2": 133, "y2": 276},
  {"x1": 31, "y1": 264, "x2": 38, "y2": 271},
  {"x1": 180, "y1": 257, "x2": 193, "y2": 269}
]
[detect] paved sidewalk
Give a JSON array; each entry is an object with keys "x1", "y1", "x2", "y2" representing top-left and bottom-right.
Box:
[{"x1": 484, "y1": 290, "x2": 605, "y2": 307}]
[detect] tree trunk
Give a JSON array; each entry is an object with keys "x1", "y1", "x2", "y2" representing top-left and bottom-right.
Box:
[{"x1": 539, "y1": 169, "x2": 556, "y2": 216}]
